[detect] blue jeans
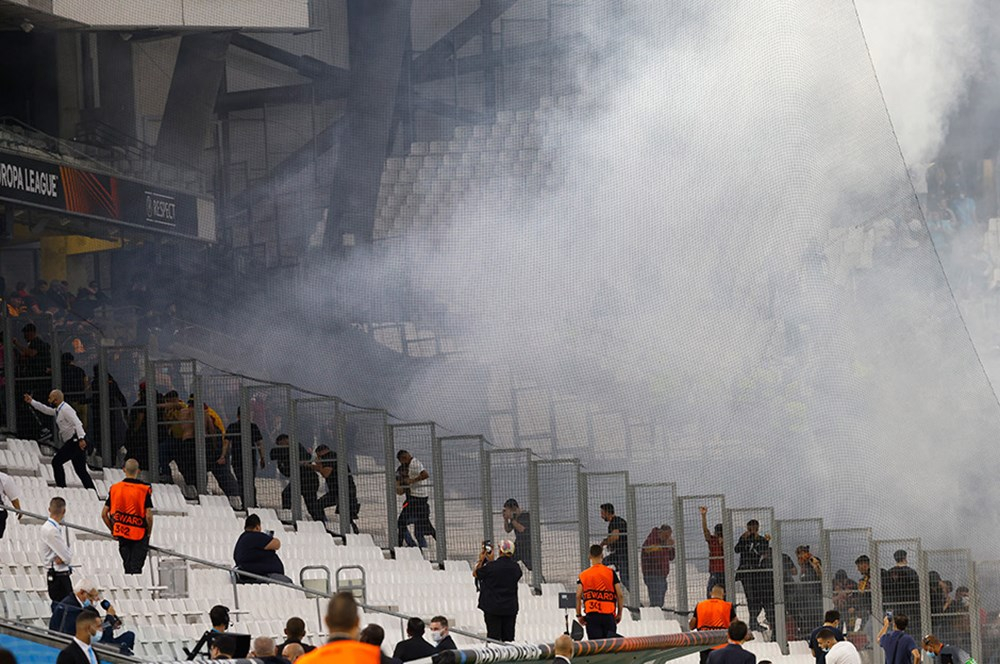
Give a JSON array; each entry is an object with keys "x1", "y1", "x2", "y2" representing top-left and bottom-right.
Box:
[{"x1": 100, "y1": 629, "x2": 136, "y2": 654}]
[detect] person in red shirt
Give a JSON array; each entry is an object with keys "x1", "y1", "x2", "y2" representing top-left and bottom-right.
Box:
[
  {"x1": 700, "y1": 506, "x2": 725, "y2": 598},
  {"x1": 641, "y1": 524, "x2": 675, "y2": 608}
]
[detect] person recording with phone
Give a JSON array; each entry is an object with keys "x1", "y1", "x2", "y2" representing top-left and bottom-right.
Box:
[
  {"x1": 474, "y1": 539, "x2": 522, "y2": 641},
  {"x1": 234, "y1": 514, "x2": 292, "y2": 583},
  {"x1": 50, "y1": 578, "x2": 136, "y2": 655}
]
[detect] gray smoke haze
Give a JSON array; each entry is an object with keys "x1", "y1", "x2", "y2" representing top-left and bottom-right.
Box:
[{"x1": 229, "y1": 1, "x2": 1000, "y2": 555}]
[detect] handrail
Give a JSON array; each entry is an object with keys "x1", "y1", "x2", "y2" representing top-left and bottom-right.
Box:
[
  {"x1": 0, "y1": 116, "x2": 127, "y2": 176},
  {"x1": 0, "y1": 504, "x2": 497, "y2": 645},
  {"x1": 0, "y1": 616, "x2": 143, "y2": 663}
]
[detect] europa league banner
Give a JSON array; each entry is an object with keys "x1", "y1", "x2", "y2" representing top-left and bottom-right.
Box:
[{"x1": 0, "y1": 150, "x2": 207, "y2": 239}]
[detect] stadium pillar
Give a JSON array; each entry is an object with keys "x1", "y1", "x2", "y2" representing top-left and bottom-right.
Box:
[
  {"x1": 155, "y1": 32, "x2": 233, "y2": 167},
  {"x1": 323, "y1": 0, "x2": 412, "y2": 252}
]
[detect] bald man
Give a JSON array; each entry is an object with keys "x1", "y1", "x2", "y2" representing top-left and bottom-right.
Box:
[
  {"x1": 283, "y1": 643, "x2": 305, "y2": 662},
  {"x1": 297, "y1": 592, "x2": 380, "y2": 663},
  {"x1": 25, "y1": 389, "x2": 95, "y2": 490},
  {"x1": 251, "y1": 636, "x2": 286, "y2": 663},
  {"x1": 102, "y1": 459, "x2": 153, "y2": 574},
  {"x1": 555, "y1": 634, "x2": 574, "y2": 663}
]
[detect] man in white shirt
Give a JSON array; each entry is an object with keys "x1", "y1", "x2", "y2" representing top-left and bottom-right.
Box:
[
  {"x1": 24, "y1": 390, "x2": 96, "y2": 490},
  {"x1": 816, "y1": 628, "x2": 861, "y2": 664},
  {"x1": 42, "y1": 496, "x2": 75, "y2": 602},
  {"x1": 394, "y1": 449, "x2": 436, "y2": 548},
  {"x1": 0, "y1": 470, "x2": 23, "y2": 538}
]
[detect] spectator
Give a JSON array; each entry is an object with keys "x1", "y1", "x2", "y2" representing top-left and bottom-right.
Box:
[
  {"x1": 283, "y1": 643, "x2": 305, "y2": 663},
  {"x1": 251, "y1": 636, "x2": 287, "y2": 663},
  {"x1": 429, "y1": 615, "x2": 457, "y2": 652},
  {"x1": 854, "y1": 555, "x2": 872, "y2": 617},
  {"x1": 60, "y1": 354, "x2": 89, "y2": 443},
  {"x1": 816, "y1": 628, "x2": 861, "y2": 664},
  {"x1": 202, "y1": 400, "x2": 240, "y2": 500},
  {"x1": 296, "y1": 592, "x2": 381, "y2": 663},
  {"x1": 276, "y1": 617, "x2": 315, "y2": 657},
  {"x1": 55, "y1": 608, "x2": 101, "y2": 664},
  {"x1": 690, "y1": 586, "x2": 736, "y2": 664},
  {"x1": 49, "y1": 578, "x2": 136, "y2": 655},
  {"x1": 24, "y1": 390, "x2": 96, "y2": 491},
  {"x1": 700, "y1": 506, "x2": 725, "y2": 597},
  {"x1": 707, "y1": 621, "x2": 755, "y2": 664},
  {"x1": 554, "y1": 634, "x2": 573, "y2": 663},
  {"x1": 809, "y1": 610, "x2": 845, "y2": 664},
  {"x1": 185, "y1": 605, "x2": 231, "y2": 659},
  {"x1": 502, "y1": 498, "x2": 533, "y2": 571},
  {"x1": 225, "y1": 407, "x2": 266, "y2": 505},
  {"x1": 32, "y1": 279, "x2": 59, "y2": 312},
  {"x1": 884, "y1": 550, "x2": 921, "y2": 634},
  {"x1": 0, "y1": 469, "x2": 23, "y2": 539},
  {"x1": 101, "y1": 458, "x2": 154, "y2": 574},
  {"x1": 211, "y1": 634, "x2": 237, "y2": 660},
  {"x1": 577, "y1": 543, "x2": 624, "y2": 640},
  {"x1": 359, "y1": 624, "x2": 399, "y2": 664},
  {"x1": 41, "y1": 496, "x2": 74, "y2": 602},
  {"x1": 475, "y1": 539, "x2": 522, "y2": 642},
  {"x1": 831, "y1": 570, "x2": 858, "y2": 617},
  {"x1": 878, "y1": 614, "x2": 921, "y2": 664},
  {"x1": 234, "y1": 514, "x2": 291, "y2": 583},
  {"x1": 921, "y1": 634, "x2": 974, "y2": 664},
  {"x1": 640, "y1": 523, "x2": 675, "y2": 608},
  {"x1": 160, "y1": 390, "x2": 192, "y2": 486},
  {"x1": 395, "y1": 450, "x2": 436, "y2": 549},
  {"x1": 90, "y1": 366, "x2": 129, "y2": 469},
  {"x1": 599, "y1": 503, "x2": 629, "y2": 590},
  {"x1": 796, "y1": 545, "x2": 824, "y2": 637},
  {"x1": 14, "y1": 322, "x2": 52, "y2": 439},
  {"x1": 313, "y1": 444, "x2": 360, "y2": 533},
  {"x1": 734, "y1": 519, "x2": 770, "y2": 631},
  {"x1": 126, "y1": 383, "x2": 151, "y2": 476},
  {"x1": 270, "y1": 434, "x2": 324, "y2": 522},
  {"x1": 393, "y1": 617, "x2": 436, "y2": 662}
]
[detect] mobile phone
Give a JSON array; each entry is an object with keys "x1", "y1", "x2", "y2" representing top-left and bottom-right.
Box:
[{"x1": 266, "y1": 529, "x2": 274, "y2": 537}]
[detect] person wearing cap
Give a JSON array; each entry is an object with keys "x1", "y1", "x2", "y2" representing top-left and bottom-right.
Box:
[
  {"x1": 474, "y1": 538, "x2": 522, "y2": 641},
  {"x1": 921, "y1": 635, "x2": 975, "y2": 664}
]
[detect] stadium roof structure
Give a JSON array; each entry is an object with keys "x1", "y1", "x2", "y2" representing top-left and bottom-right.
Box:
[{"x1": 0, "y1": 0, "x2": 311, "y2": 32}]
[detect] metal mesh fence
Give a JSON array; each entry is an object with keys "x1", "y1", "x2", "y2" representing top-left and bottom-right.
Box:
[
  {"x1": 823, "y1": 528, "x2": 876, "y2": 649},
  {"x1": 629, "y1": 482, "x2": 681, "y2": 611},
  {"x1": 148, "y1": 358, "x2": 198, "y2": 495},
  {"x1": 678, "y1": 495, "x2": 732, "y2": 605},
  {"x1": 342, "y1": 407, "x2": 392, "y2": 547},
  {"x1": 487, "y1": 448, "x2": 534, "y2": 574},
  {"x1": 388, "y1": 422, "x2": 439, "y2": 556},
  {"x1": 875, "y1": 538, "x2": 928, "y2": 640},
  {"x1": 10, "y1": 315, "x2": 57, "y2": 443},
  {"x1": 247, "y1": 383, "x2": 294, "y2": 517},
  {"x1": 582, "y1": 470, "x2": 632, "y2": 595},
  {"x1": 198, "y1": 370, "x2": 247, "y2": 505},
  {"x1": 923, "y1": 549, "x2": 978, "y2": 657},
  {"x1": 534, "y1": 457, "x2": 583, "y2": 591},
  {"x1": 728, "y1": 507, "x2": 777, "y2": 633},
  {"x1": 974, "y1": 561, "x2": 1000, "y2": 658},
  {"x1": 97, "y1": 345, "x2": 146, "y2": 470},
  {"x1": 776, "y1": 518, "x2": 825, "y2": 641},
  {"x1": 290, "y1": 397, "x2": 351, "y2": 530},
  {"x1": 436, "y1": 435, "x2": 491, "y2": 565}
]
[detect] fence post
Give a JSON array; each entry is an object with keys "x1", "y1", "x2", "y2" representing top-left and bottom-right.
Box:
[
  {"x1": 144, "y1": 357, "x2": 158, "y2": 482},
  {"x1": 430, "y1": 424, "x2": 447, "y2": 564},
  {"x1": 672, "y1": 495, "x2": 688, "y2": 615},
  {"x1": 288, "y1": 396, "x2": 303, "y2": 522},
  {"x1": 772, "y1": 520, "x2": 788, "y2": 655},
  {"x1": 97, "y1": 345, "x2": 112, "y2": 467},
  {"x1": 479, "y1": 437, "x2": 492, "y2": 547},
  {"x1": 192, "y1": 372, "x2": 208, "y2": 495},
  {"x1": 335, "y1": 400, "x2": 352, "y2": 536},
  {"x1": 871, "y1": 543, "x2": 884, "y2": 664},
  {"x1": 971, "y1": 562, "x2": 983, "y2": 662},
  {"x1": 527, "y1": 457, "x2": 542, "y2": 590},
  {"x1": 2, "y1": 306, "x2": 15, "y2": 433},
  {"x1": 577, "y1": 465, "x2": 589, "y2": 571},
  {"x1": 625, "y1": 483, "x2": 640, "y2": 605},
  {"x1": 239, "y1": 387, "x2": 254, "y2": 509},
  {"x1": 384, "y1": 417, "x2": 398, "y2": 548},
  {"x1": 820, "y1": 529, "x2": 833, "y2": 612}
]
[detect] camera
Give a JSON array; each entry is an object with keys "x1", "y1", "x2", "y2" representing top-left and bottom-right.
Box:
[
  {"x1": 101, "y1": 600, "x2": 111, "y2": 610},
  {"x1": 266, "y1": 530, "x2": 274, "y2": 537},
  {"x1": 482, "y1": 539, "x2": 492, "y2": 553},
  {"x1": 885, "y1": 611, "x2": 893, "y2": 622}
]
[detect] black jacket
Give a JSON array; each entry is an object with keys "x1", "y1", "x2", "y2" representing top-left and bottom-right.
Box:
[
  {"x1": 392, "y1": 636, "x2": 436, "y2": 662},
  {"x1": 707, "y1": 643, "x2": 757, "y2": 664},
  {"x1": 56, "y1": 642, "x2": 93, "y2": 664},
  {"x1": 477, "y1": 556, "x2": 522, "y2": 615},
  {"x1": 436, "y1": 635, "x2": 457, "y2": 652}
]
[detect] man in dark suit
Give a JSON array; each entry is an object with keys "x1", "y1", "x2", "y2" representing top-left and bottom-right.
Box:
[
  {"x1": 360, "y1": 624, "x2": 402, "y2": 664},
  {"x1": 50, "y1": 580, "x2": 136, "y2": 655},
  {"x1": 57, "y1": 609, "x2": 101, "y2": 664},
  {"x1": 392, "y1": 617, "x2": 436, "y2": 662},
  {"x1": 707, "y1": 621, "x2": 756, "y2": 664},
  {"x1": 429, "y1": 616, "x2": 457, "y2": 652}
]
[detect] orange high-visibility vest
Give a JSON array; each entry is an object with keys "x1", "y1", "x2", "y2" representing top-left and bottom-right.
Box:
[
  {"x1": 108, "y1": 480, "x2": 152, "y2": 541},
  {"x1": 296, "y1": 639, "x2": 380, "y2": 664},
  {"x1": 579, "y1": 564, "x2": 618, "y2": 615}
]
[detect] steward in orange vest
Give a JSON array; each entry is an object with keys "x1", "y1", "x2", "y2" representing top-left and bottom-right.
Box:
[
  {"x1": 576, "y1": 544, "x2": 624, "y2": 641},
  {"x1": 689, "y1": 585, "x2": 736, "y2": 664},
  {"x1": 101, "y1": 458, "x2": 153, "y2": 575},
  {"x1": 298, "y1": 592, "x2": 380, "y2": 664}
]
